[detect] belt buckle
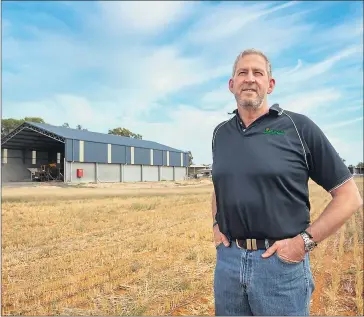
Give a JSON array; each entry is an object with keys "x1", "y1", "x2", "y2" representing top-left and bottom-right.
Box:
[
  {"x1": 236, "y1": 239, "x2": 242, "y2": 249},
  {"x1": 236, "y1": 239, "x2": 258, "y2": 250},
  {"x1": 246, "y1": 239, "x2": 258, "y2": 250}
]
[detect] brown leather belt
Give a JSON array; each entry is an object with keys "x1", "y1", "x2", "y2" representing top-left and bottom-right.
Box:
[{"x1": 235, "y1": 238, "x2": 277, "y2": 250}]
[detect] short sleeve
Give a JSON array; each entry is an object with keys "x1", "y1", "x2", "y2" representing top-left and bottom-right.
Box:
[
  {"x1": 212, "y1": 121, "x2": 225, "y2": 162},
  {"x1": 302, "y1": 117, "x2": 352, "y2": 192},
  {"x1": 212, "y1": 126, "x2": 217, "y2": 161}
]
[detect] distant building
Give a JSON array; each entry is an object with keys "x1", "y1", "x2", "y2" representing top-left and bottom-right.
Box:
[
  {"x1": 349, "y1": 166, "x2": 364, "y2": 175},
  {"x1": 188, "y1": 164, "x2": 212, "y2": 178},
  {"x1": 1, "y1": 122, "x2": 189, "y2": 183}
]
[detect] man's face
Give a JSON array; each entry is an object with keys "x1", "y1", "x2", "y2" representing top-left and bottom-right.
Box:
[{"x1": 229, "y1": 54, "x2": 275, "y2": 110}]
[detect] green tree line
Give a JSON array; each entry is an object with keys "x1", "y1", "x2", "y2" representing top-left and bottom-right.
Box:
[{"x1": 349, "y1": 162, "x2": 364, "y2": 169}]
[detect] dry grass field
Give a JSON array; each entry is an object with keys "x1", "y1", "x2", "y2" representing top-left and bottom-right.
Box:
[{"x1": 2, "y1": 178, "x2": 363, "y2": 316}]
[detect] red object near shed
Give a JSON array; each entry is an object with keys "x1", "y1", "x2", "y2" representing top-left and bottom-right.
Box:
[{"x1": 76, "y1": 169, "x2": 83, "y2": 178}]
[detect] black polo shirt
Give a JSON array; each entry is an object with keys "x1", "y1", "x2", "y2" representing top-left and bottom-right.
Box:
[{"x1": 211, "y1": 104, "x2": 352, "y2": 240}]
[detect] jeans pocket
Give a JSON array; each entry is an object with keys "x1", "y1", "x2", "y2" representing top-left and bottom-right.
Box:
[
  {"x1": 275, "y1": 252, "x2": 302, "y2": 265},
  {"x1": 215, "y1": 242, "x2": 224, "y2": 250}
]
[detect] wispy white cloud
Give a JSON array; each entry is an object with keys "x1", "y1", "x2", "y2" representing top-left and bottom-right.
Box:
[
  {"x1": 199, "y1": 84, "x2": 234, "y2": 110},
  {"x1": 325, "y1": 105, "x2": 363, "y2": 117},
  {"x1": 274, "y1": 89, "x2": 342, "y2": 114},
  {"x1": 284, "y1": 59, "x2": 303, "y2": 76},
  {"x1": 326, "y1": 135, "x2": 363, "y2": 166},
  {"x1": 313, "y1": 17, "x2": 363, "y2": 48},
  {"x1": 184, "y1": 1, "x2": 299, "y2": 44},
  {"x1": 97, "y1": 1, "x2": 195, "y2": 35},
  {"x1": 5, "y1": 94, "x2": 119, "y2": 131},
  {"x1": 323, "y1": 117, "x2": 363, "y2": 131},
  {"x1": 181, "y1": 2, "x2": 315, "y2": 64},
  {"x1": 274, "y1": 46, "x2": 363, "y2": 90}
]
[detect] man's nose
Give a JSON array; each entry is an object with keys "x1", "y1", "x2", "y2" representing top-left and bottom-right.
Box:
[{"x1": 245, "y1": 71, "x2": 255, "y2": 83}]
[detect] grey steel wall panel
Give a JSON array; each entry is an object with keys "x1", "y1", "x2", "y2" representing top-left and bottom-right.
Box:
[
  {"x1": 112, "y1": 145, "x2": 126, "y2": 164},
  {"x1": 73, "y1": 140, "x2": 80, "y2": 162},
  {"x1": 163, "y1": 151, "x2": 168, "y2": 166},
  {"x1": 70, "y1": 162, "x2": 95, "y2": 183},
  {"x1": 48, "y1": 150, "x2": 63, "y2": 164},
  {"x1": 25, "y1": 150, "x2": 48, "y2": 165},
  {"x1": 124, "y1": 165, "x2": 141, "y2": 182},
  {"x1": 2, "y1": 159, "x2": 31, "y2": 182},
  {"x1": 174, "y1": 167, "x2": 187, "y2": 181},
  {"x1": 65, "y1": 161, "x2": 71, "y2": 182},
  {"x1": 142, "y1": 166, "x2": 159, "y2": 181},
  {"x1": 36, "y1": 151, "x2": 48, "y2": 160},
  {"x1": 169, "y1": 151, "x2": 180, "y2": 167},
  {"x1": 48, "y1": 151, "x2": 57, "y2": 163},
  {"x1": 2, "y1": 150, "x2": 48, "y2": 182},
  {"x1": 160, "y1": 166, "x2": 174, "y2": 181},
  {"x1": 65, "y1": 139, "x2": 73, "y2": 161},
  {"x1": 97, "y1": 164, "x2": 121, "y2": 182},
  {"x1": 7, "y1": 149, "x2": 23, "y2": 158},
  {"x1": 153, "y1": 149, "x2": 163, "y2": 166},
  {"x1": 134, "y1": 147, "x2": 150, "y2": 165},
  {"x1": 25, "y1": 158, "x2": 48, "y2": 166},
  {"x1": 84, "y1": 141, "x2": 108, "y2": 163},
  {"x1": 184, "y1": 153, "x2": 189, "y2": 167},
  {"x1": 126, "y1": 147, "x2": 131, "y2": 164},
  {"x1": 60, "y1": 163, "x2": 186, "y2": 184},
  {"x1": 17, "y1": 150, "x2": 48, "y2": 162}
]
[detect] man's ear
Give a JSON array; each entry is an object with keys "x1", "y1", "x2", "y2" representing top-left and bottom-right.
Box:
[
  {"x1": 267, "y1": 78, "x2": 275, "y2": 94},
  {"x1": 228, "y1": 78, "x2": 234, "y2": 93}
]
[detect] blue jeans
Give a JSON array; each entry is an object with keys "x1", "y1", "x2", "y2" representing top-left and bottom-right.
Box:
[{"x1": 214, "y1": 241, "x2": 315, "y2": 316}]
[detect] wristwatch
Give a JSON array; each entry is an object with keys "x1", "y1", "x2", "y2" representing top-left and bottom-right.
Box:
[{"x1": 300, "y1": 231, "x2": 317, "y2": 252}]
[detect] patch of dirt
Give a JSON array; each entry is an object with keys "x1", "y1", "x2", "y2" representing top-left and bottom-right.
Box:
[
  {"x1": 310, "y1": 247, "x2": 332, "y2": 315},
  {"x1": 76, "y1": 178, "x2": 212, "y2": 189},
  {"x1": 170, "y1": 296, "x2": 211, "y2": 316}
]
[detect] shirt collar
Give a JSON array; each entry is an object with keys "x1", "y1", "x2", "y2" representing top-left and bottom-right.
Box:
[
  {"x1": 229, "y1": 104, "x2": 284, "y2": 117},
  {"x1": 269, "y1": 103, "x2": 284, "y2": 116}
]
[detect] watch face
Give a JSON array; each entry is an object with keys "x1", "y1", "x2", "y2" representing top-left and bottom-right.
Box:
[{"x1": 307, "y1": 241, "x2": 316, "y2": 251}]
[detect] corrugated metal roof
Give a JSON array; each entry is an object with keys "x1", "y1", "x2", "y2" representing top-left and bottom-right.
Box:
[{"x1": 26, "y1": 122, "x2": 186, "y2": 153}]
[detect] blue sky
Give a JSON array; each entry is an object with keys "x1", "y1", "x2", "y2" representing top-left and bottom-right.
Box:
[{"x1": 2, "y1": 1, "x2": 363, "y2": 165}]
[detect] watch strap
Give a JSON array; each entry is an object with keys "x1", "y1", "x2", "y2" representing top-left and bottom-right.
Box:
[
  {"x1": 302, "y1": 230, "x2": 313, "y2": 239},
  {"x1": 300, "y1": 231, "x2": 317, "y2": 251}
]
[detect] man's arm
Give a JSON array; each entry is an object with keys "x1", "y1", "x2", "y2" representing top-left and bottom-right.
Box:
[
  {"x1": 262, "y1": 179, "x2": 362, "y2": 260},
  {"x1": 212, "y1": 190, "x2": 230, "y2": 247},
  {"x1": 306, "y1": 178, "x2": 363, "y2": 243},
  {"x1": 300, "y1": 116, "x2": 363, "y2": 243},
  {"x1": 212, "y1": 190, "x2": 217, "y2": 223}
]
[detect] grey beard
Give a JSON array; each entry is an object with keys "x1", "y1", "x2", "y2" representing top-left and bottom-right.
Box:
[{"x1": 236, "y1": 95, "x2": 264, "y2": 110}]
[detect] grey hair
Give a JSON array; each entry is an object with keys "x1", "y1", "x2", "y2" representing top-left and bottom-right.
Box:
[{"x1": 232, "y1": 49, "x2": 272, "y2": 78}]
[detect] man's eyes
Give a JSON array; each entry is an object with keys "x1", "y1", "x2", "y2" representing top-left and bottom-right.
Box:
[{"x1": 238, "y1": 71, "x2": 263, "y2": 75}]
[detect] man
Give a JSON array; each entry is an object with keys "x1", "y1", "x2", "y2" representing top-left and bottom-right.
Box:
[{"x1": 211, "y1": 48, "x2": 363, "y2": 316}]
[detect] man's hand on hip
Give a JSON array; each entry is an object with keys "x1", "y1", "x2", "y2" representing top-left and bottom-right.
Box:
[
  {"x1": 261, "y1": 235, "x2": 305, "y2": 262},
  {"x1": 213, "y1": 224, "x2": 230, "y2": 247}
]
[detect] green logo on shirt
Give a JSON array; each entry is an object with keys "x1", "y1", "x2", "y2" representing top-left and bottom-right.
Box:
[{"x1": 264, "y1": 128, "x2": 285, "y2": 135}]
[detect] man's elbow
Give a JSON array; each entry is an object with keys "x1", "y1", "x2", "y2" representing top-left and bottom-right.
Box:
[
  {"x1": 343, "y1": 190, "x2": 362, "y2": 217},
  {"x1": 355, "y1": 192, "x2": 363, "y2": 210},
  {"x1": 330, "y1": 178, "x2": 363, "y2": 211},
  {"x1": 350, "y1": 182, "x2": 363, "y2": 211}
]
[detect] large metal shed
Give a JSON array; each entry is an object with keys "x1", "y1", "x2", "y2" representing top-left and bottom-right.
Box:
[{"x1": 1, "y1": 122, "x2": 189, "y2": 183}]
